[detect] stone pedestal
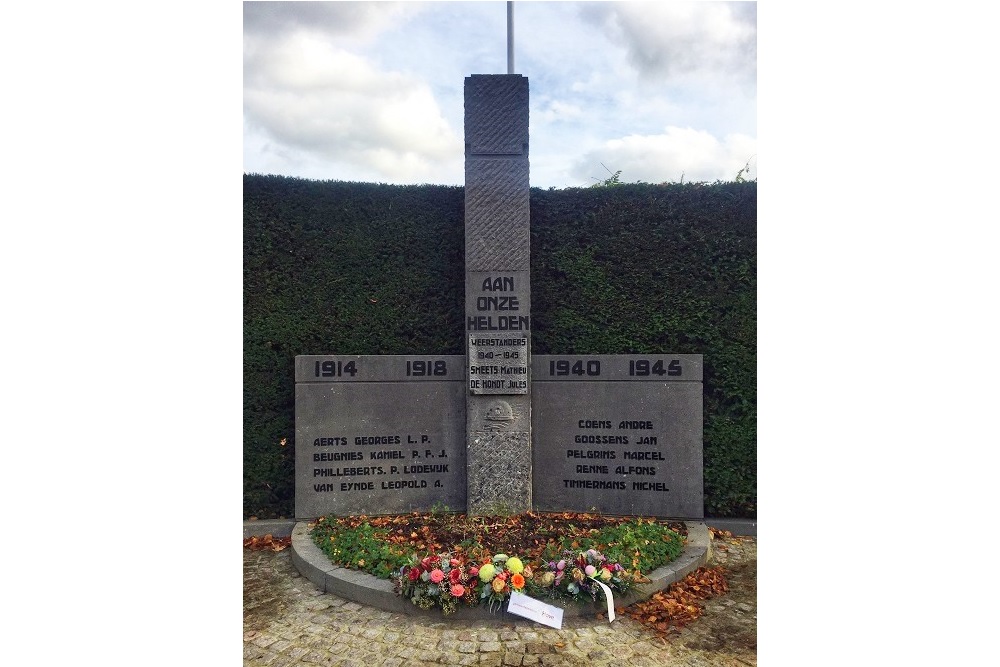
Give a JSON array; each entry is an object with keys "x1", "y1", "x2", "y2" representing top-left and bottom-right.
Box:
[{"x1": 464, "y1": 75, "x2": 531, "y2": 515}]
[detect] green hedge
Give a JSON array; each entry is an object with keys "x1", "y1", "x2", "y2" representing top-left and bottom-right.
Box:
[{"x1": 244, "y1": 175, "x2": 756, "y2": 519}]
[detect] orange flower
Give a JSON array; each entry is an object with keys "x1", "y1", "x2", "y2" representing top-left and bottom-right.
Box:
[
  {"x1": 511, "y1": 573, "x2": 525, "y2": 590},
  {"x1": 492, "y1": 577, "x2": 507, "y2": 594}
]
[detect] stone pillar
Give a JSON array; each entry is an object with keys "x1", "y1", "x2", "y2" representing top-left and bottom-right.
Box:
[{"x1": 464, "y1": 74, "x2": 531, "y2": 515}]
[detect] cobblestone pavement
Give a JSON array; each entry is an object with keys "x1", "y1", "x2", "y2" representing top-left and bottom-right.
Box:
[{"x1": 244, "y1": 535, "x2": 756, "y2": 666}]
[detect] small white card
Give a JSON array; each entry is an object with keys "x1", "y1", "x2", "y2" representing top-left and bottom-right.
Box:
[{"x1": 506, "y1": 591, "x2": 564, "y2": 629}]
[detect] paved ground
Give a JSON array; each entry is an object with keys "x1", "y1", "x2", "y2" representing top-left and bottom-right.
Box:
[{"x1": 243, "y1": 534, "x2": 756, "y2": 666}]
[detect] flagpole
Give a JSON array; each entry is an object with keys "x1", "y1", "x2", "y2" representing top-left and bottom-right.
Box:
[{"x1": 507, "y1": 1, "x2": 514, "y2": 74}]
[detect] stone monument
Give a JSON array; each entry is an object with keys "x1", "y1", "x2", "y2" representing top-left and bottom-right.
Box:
[
  {"x1": 463, "y1": 74, "x2": 532, "y2": 515},
  {"x1": 293, "y1": 73, "x2": 704, "y2": 521}
]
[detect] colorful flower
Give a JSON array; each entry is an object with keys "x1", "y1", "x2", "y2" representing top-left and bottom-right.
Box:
[{"x1": 394, "y1": 546, "x2": 633, "y2": 616}]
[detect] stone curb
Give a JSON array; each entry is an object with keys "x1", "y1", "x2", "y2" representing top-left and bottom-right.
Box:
[
  {"x1": 704, "y1": 518, "x2": 757, "y2": 536},
  {"x1": 243, "y1": 519, "x2": 295, "y2": 539},
  {"x1": 289, "y1": 520, "x2": 710, "y2": 620}
]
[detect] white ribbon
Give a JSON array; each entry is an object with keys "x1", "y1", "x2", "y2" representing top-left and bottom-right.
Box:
[{"x1": 590, "y1": 577, "x2": 616, "y2": 622}]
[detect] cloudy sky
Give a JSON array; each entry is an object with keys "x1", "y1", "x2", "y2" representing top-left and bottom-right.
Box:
[{"x1": 243, "y1": 1, "x2": 756, "y2": 188}]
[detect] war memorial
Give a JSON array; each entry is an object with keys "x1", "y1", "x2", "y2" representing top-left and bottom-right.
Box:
[{"x1": 293, "y1": 72, "x2": 703, "y2": 524}]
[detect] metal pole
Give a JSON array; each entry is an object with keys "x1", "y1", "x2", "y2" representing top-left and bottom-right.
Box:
[{"x1": 507, "y1": 2, "x2": 514, "y2": 74}]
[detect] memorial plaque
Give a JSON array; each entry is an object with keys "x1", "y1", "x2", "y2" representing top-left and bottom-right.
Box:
[
  {"x1": 531, "y1": 355, "x2": 704, "y2": 519},
  {"x1": 294, "y1": 355, "x2": 466, "y2": 519},
  {"x1": 466, "y1": 271, "x2": 530, "y2": 395}
]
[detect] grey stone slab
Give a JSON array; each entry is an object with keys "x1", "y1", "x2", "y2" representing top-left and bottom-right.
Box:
[
  {"x1": 295, "y1": 355, "x2": 464, "y2": 383},
  {"x1": 464, "y1": 158, "x2": 530, "y2": 271},
  {"x1": 464, "y1": 75, "x2": 529, "y2": 155},
  {"x1": 533, "y1": 355, "x2": 703, "y2": 382},
  {"x1": 531, "y1": 357, "x2": 703, "y2": 519},
  {"x1": 467, "y1": 431, "x2": 532, "y2": 515},
  {"x1": 294, "y1": 356, "x2": 467, "y2": 519},
  {"x1": 464, "y1": 74, "x2": 532, "y2": 517}
]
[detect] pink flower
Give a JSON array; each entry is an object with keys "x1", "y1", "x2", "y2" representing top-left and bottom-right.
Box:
[
  {"x1": 450, "y1": 584, "x2": 465, "y2": 597},
  {"x1": 450, "y1": 558, "x2": 461, "y2": 567},
  {"x1": 469, "y1": 566, "x2": 479, "y2": 577},
  {"x1": 430, "y1": 569, "x2": 445, "y2": 583},
  {"x1": 585, "y1": 565, "x2": 596, "y2": 577}
]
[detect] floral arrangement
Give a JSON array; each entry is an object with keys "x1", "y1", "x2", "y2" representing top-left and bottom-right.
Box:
[
  {"x1": 534, "y1": 548, "x2": 633, "y2": 604},
  {"x1": 392, "y1": 547, "x2": 633, "y2": 615},
  {"x1": 475, "y1": 553, "x2": 533, "y2": 612}
]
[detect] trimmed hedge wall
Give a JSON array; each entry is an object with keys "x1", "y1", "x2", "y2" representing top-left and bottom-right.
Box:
[{"x1": 244, "y1": 174, "x2": 756, "y2": 519}]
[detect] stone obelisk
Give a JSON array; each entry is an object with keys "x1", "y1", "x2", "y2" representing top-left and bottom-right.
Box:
[{"x1": 464, "y1": 73, "x2": 531, "y2": 515}]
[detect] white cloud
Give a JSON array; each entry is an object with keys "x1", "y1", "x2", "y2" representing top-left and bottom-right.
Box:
[
  {"x1": 581, "y1": 1, "x2": 756, "y2": 84},
  {"x1": 572, "y1": 126, "x2": 756, "y2": 184},
  {"x1": 536, "y1": 100, "x2": 585, "y2": 124},
  {"x1": 244, "y1": 31, "x2": 462, "y2": 183},
  {"x1": 243, "y1": 1, "x2": 422, "y2": 45}
]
